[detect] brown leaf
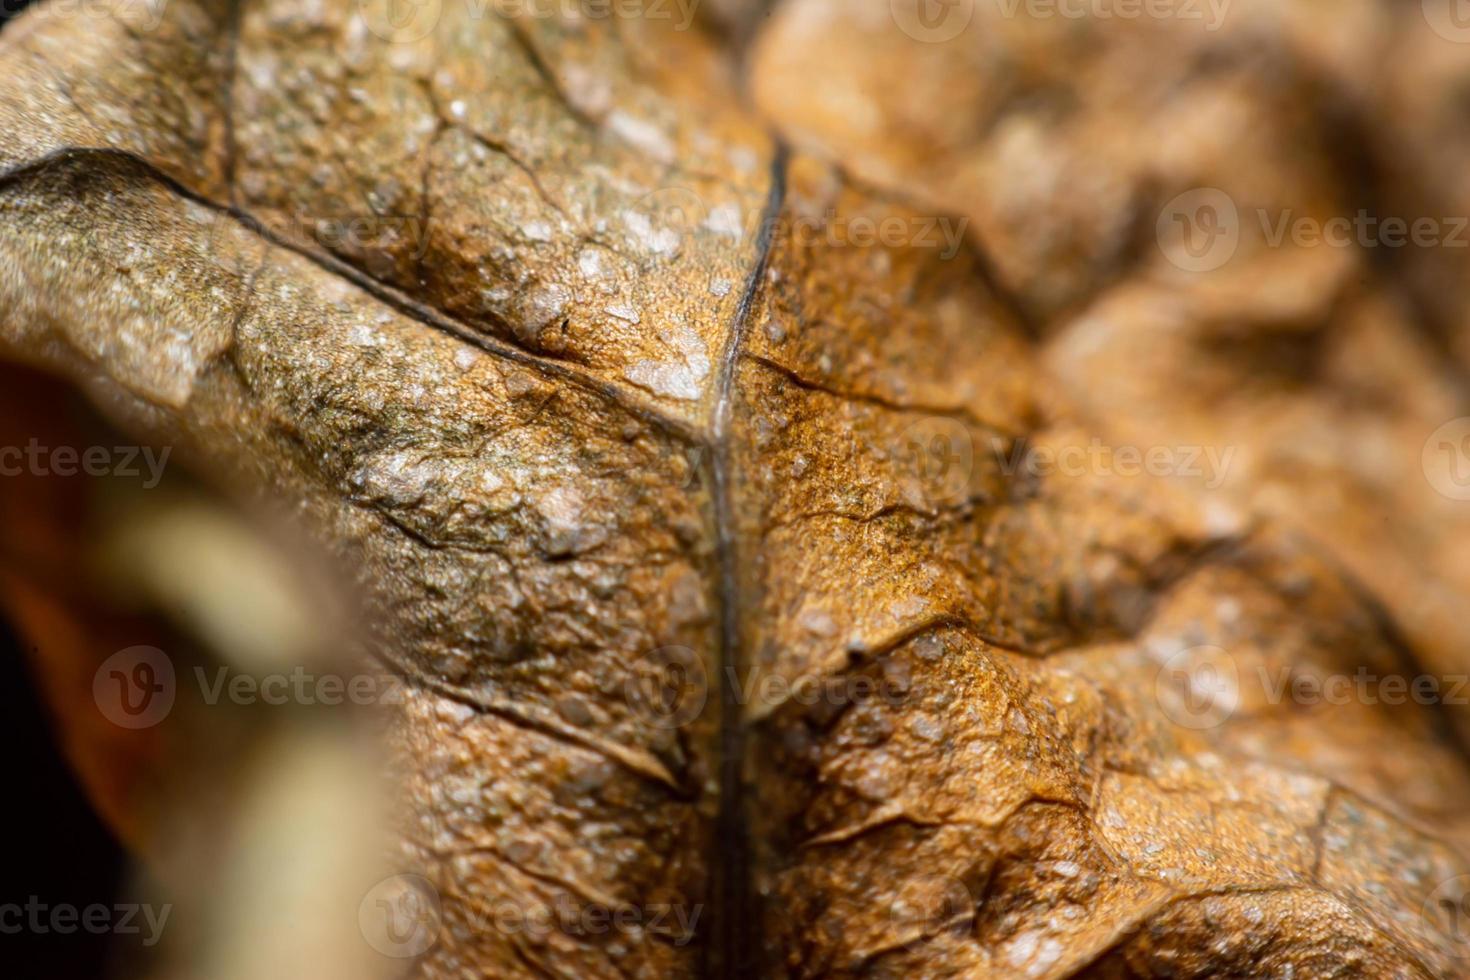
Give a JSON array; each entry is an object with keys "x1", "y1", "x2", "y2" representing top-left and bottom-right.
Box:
[{"x1": 2, "y1": 1, "x2": 1470, "y2": 977}]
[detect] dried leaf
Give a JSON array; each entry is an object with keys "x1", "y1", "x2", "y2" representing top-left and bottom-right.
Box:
[{"x1": 3, "y1": 1, "x2": 1470, "y2": 977}]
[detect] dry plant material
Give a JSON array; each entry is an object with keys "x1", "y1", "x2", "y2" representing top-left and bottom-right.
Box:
[{"x1": 2, "y1": 0, "x2": 1470, "y2": 976}]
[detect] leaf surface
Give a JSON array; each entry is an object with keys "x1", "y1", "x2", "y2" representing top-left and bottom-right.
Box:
[{"x1": 3, "y1": 1, "x2": 1470, "y2": 977}]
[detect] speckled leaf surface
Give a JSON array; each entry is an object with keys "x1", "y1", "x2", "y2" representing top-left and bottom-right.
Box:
[{"x1": 2, "y1": 0, "x2": 1470, "y2": 977}]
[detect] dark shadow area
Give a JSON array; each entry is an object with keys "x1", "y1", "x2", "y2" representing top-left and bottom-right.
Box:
[
  {"x1": 0, "y1": 0, "x2": 35, "y2": 31},
  {"x1": 0, "y1": 615, "x2": 127, "y2": 977}
]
